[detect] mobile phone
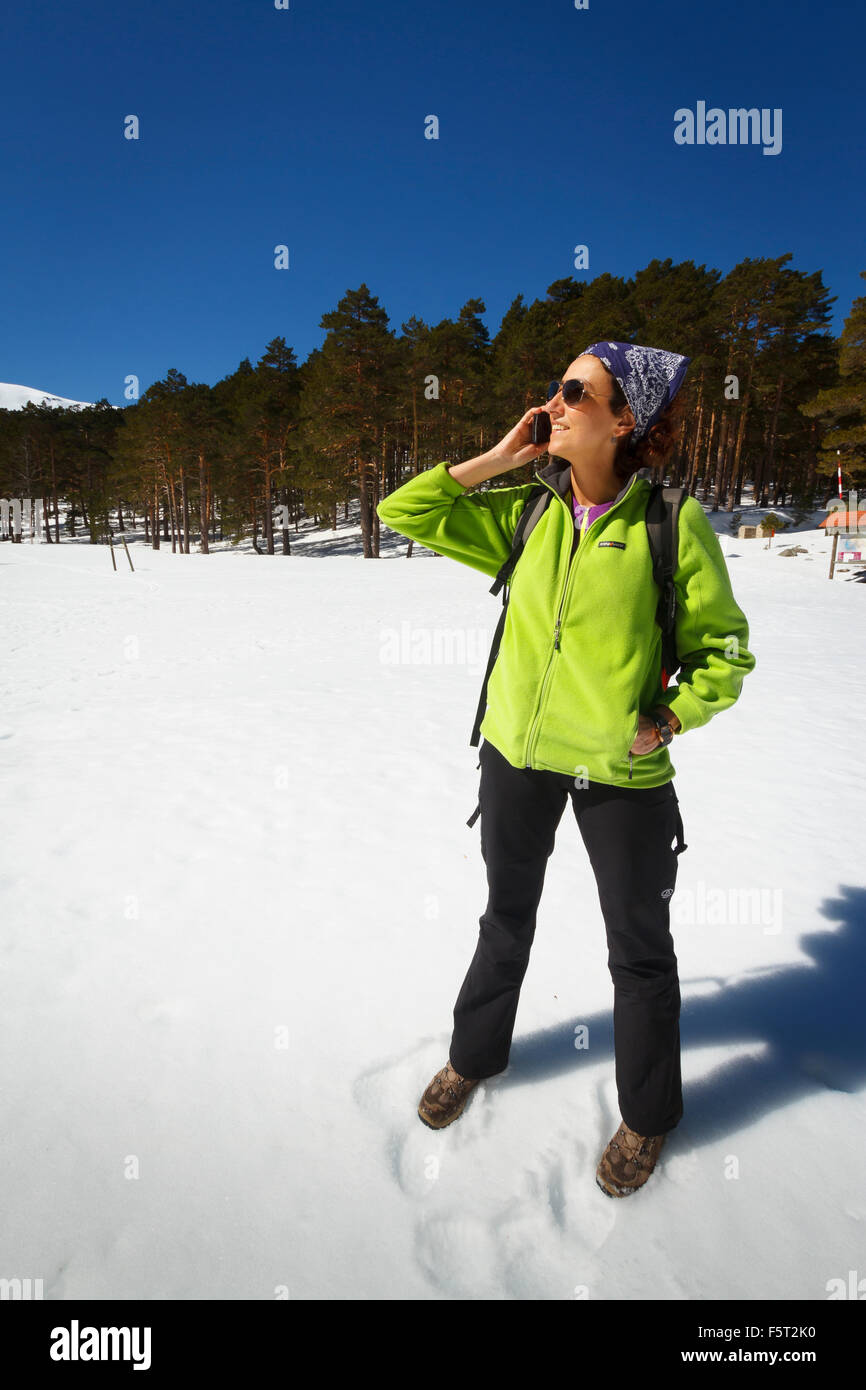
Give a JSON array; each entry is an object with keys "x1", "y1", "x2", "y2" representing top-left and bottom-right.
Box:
[{"x1": 531, "y1": 411, "x2": 551, "y2": 446}]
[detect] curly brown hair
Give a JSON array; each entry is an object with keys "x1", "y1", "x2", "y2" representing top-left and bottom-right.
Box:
[{"x1": 602, "y1": 364, "x2": 687, "y2": 484}]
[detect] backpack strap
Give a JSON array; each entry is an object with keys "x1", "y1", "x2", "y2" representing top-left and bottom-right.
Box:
[
  {"x1": 645, "y1": 483, "x2": 687, "y2": 690},
  {"x1": 469, "y1": 483, "x2": 552, "y2": 747},
  {"x1": 489, "y1": 483, "x2": 552, "y2": 598}
]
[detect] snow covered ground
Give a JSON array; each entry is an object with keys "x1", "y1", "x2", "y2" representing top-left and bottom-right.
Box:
[{"x1": 1, "y1": 493, "x2": 864, "y2": 1301}]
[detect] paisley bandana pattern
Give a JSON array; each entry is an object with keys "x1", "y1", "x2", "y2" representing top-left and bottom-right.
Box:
[{"x1": 581, "y1": 341, "x2": 691, "y2": 440}]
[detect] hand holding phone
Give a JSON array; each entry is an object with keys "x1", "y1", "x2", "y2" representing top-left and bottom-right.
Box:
[
  {"x1": 531, "y1": 410, "x2": 552, "y2": 446},
  {"x1": 487, "y1": 405, "x2": 555, "y2": 472}
]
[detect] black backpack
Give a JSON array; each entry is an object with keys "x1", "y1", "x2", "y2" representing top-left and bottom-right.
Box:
[{"x1": 469, "y1": 480, "x2": 687, "y2": 749}]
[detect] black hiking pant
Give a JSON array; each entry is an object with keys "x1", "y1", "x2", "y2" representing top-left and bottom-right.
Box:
[{"x1": 451, "y1": 738, "x2": 688, "y2": 1137}]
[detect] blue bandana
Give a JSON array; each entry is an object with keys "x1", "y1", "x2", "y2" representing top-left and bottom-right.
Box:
[{"x1": 580, "y1": 341, "x2": 691, "y2": 440}]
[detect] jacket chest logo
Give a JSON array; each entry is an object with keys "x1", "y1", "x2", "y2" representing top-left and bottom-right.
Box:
[{"x1": 597, "y1": 540, "x2": 626, "y2": 549}]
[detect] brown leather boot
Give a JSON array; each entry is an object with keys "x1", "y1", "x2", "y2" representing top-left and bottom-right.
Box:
[
  {"x1": 418, "y1": 1061, "x2": 480, "y2": 1130},
  {"x1": 596, "y1": 1120, "x2": 666, "y2": 1197}
]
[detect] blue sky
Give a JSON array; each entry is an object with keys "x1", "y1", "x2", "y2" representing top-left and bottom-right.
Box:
[{"x1": 1, "y1": 0, "x2": 863, "y2": 404}]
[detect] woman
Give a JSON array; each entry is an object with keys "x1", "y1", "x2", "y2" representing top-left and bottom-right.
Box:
[{"x1": 376, "y1": 341, "x2": 756, "y2": 1198}]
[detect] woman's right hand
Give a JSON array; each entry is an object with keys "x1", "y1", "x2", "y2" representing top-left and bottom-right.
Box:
[{"x1": 489, "y1": 406, "x2": 553, "y2": 472}]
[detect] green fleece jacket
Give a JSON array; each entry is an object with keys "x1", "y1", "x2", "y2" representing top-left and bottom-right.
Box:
[{"x1": 376, "y1": 457, "x2": 756, "y2": 788}]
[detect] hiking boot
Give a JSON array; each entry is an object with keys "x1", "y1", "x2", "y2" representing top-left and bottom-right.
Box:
[
  {"x1": 418, "y1": 1061, "x2": 480, "y2": 1130},
  {"x1": 596, "y1": 1120, "x2": 666, "y2": 1197}
]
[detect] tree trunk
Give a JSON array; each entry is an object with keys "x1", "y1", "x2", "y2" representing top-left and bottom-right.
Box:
[
  {"x1": 725, "y1": 321, "x2": 762, "y2": 511},
  {"x1": 169, "y1": 475, "x2": 181, "y2": 552},
  {"x1": 180, "y1": 464, "x2": 190, "y2": 554},
  {"x1": 804, "y1": 419, "x2": 818, "y2": 507},
  {"x1": 165, "y1": 484, "x2": 176, "y2": 550},
  {"x1": 50, "y1": 439, "x2": 60, "y2": 543},
  {"x1": 711, "y1": 412, "x2": 731, "y2": 511},
  {"x1": 764, "y1": 377, "x2": 784, "y2": 504},
  {"x1": 198, "y1": 451, "x2": 209, "y2": 554},
  {"x1": 281, "y1": 484, "x2": 290, "y2": 554},
  {"x1": 686, "y1": 385, "x2": 704, "y2": 496},
  {"x1": 358, "y1": 458, "x2": 379, "y2": 558},
  {"x1": 251, "y1": 489, "x2": 261, "y2": 554},
  {"x1": 264, "y1": 462, "x2": 274, "y2": 555},
  {"x1": 700, "y1": 409, "x2": 716, "y2": 502}
]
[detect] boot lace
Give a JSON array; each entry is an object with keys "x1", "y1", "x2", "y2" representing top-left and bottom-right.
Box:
[
  {"x1": 609, "y1": 1123, "x2": 660, "y2": 1167},
  {"x1": 441, "y1": 1064, "x2": 470, "y2": 1098}
]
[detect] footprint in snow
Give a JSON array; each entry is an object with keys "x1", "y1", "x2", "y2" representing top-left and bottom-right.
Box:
[
  {"x1": 353, "y1": 1042, "x2": 620, "y2": 1297},
  {"x1": 352, "y1": 1038, "x2": 496, "y2": 1198}
]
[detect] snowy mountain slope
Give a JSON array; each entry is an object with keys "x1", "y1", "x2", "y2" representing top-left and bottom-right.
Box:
[{"x1": 0, "y1": 382, "x2": 93, "y2": 410}]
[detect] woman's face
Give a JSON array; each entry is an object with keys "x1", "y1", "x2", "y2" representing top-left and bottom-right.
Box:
[{"x1": 547, "y1": 354, "x2": 634, "y2": 462}]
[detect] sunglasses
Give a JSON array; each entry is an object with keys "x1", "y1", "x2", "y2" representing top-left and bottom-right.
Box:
[{"x1": 547, "y1": 378, "x2": 613, "y2": 406}]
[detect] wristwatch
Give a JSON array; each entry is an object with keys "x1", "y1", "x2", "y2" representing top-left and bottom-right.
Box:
[{"x1": 649, "y1": 712, "x2": 675, "y2": 747}]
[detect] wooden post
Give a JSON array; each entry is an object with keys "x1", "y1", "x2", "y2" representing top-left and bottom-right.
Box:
[
  {"x1": 120, "y1": 535, "x2": 135, "y2": 571},
  {"x1": 829, "y1": 530, "x2": 839, "y2": 580},
  {"x1": 109, "y1": 536, "x2": 117, "y2": 571}
]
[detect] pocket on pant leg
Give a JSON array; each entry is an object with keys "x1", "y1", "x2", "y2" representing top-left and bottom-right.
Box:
[
  {"x1": 635, "y1": 779, "x2": 676, "y2": 808},
  {"x1": 641, "y1": 783, "x2": 687, "y2": 857},
  {"x1": 651, "y1": 798, "x2": 686, "y2": 928},
  {"x1": 636, "y1": 785, "x2": 683, "y2": 898}
]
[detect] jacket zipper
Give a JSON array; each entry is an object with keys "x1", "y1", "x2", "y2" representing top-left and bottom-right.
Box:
[
  {"x1": 523, "y1": 473, "x2": 639, "y2": 770},
  {"x1": 522, "y1": 496, "x2": 572, "y2": 766}
]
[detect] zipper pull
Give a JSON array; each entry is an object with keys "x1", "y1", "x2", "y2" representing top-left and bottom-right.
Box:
[
  {"x1": 628, "y1": 752, "x2": 633, "y2": 780},
  {"x1": 554, "y1": 619, "x2": 561, "y2": 650}
]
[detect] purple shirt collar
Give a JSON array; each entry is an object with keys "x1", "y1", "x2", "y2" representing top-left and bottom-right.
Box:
[{"x1": 572, "y1": 492, "x2": 617, "y2": 527}]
